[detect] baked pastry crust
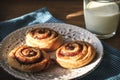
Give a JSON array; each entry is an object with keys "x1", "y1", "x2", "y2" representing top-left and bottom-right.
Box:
[
  {"x1": 7, "y1": 45, "x2": 50, "y2": 72},
  {"x1": 25, "y1": 28, "x2": 63, "y2": 51},
  {"x1": 56, "y1": 41, "x2": 96, "y2": 69}
]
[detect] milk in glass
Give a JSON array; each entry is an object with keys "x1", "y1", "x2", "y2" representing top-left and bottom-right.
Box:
[{"x1": 84, "y1": 0, "x2": 120, "y2": 39}]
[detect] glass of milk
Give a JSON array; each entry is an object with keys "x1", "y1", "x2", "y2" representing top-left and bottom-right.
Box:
[{"x1": 84, "y1": 0, "x2": 120, "y2": 39}]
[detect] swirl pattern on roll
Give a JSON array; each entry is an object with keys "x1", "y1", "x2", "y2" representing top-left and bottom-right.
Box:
[
  {"x1": 56, "y1": 41, "x2": 96, "y2": 69},
  {"x1": 26, "y1": 28, "x2": 63, "y2": 51},
  {"x1": 7, "y1": 45, "x2": 50, "y2": 72}
]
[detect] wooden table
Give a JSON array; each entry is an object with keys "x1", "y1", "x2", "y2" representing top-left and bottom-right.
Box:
[{"x1": 0, "y1": 0, "x2": 120, "y2": 80}]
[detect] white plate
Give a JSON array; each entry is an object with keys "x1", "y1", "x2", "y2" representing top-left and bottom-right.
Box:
[{"x1": 0, "y1": 23, "x2": 103, "y2": 80}]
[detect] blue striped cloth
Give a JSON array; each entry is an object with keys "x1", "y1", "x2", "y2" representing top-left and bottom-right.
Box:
[
  {"x1": 0, "y1": 7, "x2": 120, "y2": 80},
  {"x1": 0, "y1": 7, "x2": 62, "y2": 41}
]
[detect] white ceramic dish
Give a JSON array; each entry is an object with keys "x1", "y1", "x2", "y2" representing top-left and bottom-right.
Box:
[{"x1": 0, "y1": 23, "x2": 103, "y2": 80}]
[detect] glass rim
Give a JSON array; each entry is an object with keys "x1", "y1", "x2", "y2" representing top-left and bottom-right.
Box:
[{"x1": 89, "y1": 0, "x2": 120, "y2": 2}]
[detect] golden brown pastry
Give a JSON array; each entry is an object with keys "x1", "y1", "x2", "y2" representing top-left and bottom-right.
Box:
[
  {"x1": 56, "y1": 41, "x2": 96, "y2": 69},
  {"x1": 7, "y1": 45, "x2": 50, "y2": 72},
  {"x1": 25, "y1": 28, "x2": 63, "y2": 51}
]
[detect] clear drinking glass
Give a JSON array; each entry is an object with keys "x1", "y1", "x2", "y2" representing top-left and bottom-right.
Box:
[{"x1": 84, "y1": 0, "x2": 120, "y2": 39}]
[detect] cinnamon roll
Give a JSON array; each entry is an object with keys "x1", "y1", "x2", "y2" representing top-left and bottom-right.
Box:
[
  {"x1": 56, "y1": 41, "x2": 96, "y2": 69},
  {"x1": 7, "y1": 45, "x2": 50, "y2": 72},
  {"x1": 25, "y1": 28, "x2": 63, "y2": 51}
]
